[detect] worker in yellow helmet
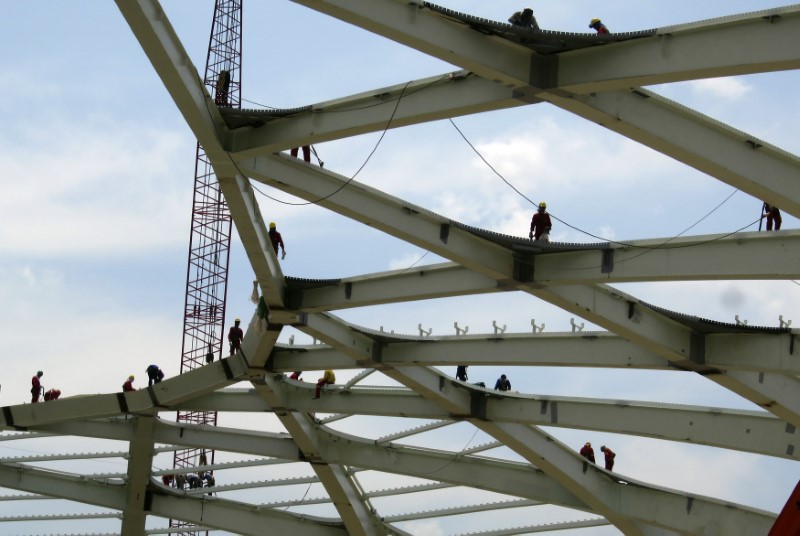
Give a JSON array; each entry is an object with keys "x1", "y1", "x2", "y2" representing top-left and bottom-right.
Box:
[
  {"x1": 313, "y1": 369, "x2": 336, "y2": 399},
  {"x1": 529, "y1": 201, "x2": 552, "y2": 242},
  {"x1": 268, "y1": 221, "x2": 286, "y2": 260},
  {"x1": 589, "y1": 17, "x2": 609, "y2": 34}
]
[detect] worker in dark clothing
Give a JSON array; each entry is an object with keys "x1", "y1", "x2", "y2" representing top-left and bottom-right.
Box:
[
  {"x1": 600, "y1": 445, "x2": 616, "y2": 471},
  {"x1": 508, "y1": 7, "x2": 539, "y2": 29},
  {"x1": 123, "y1": 375, "x2": 135, "y2": 392},
  {"x1": 205, "y1": 343, "x2": 215, "y2": 364},
  {"x1": 290, "y1": 145, "x2": 311, "y2": 163},
  {"x1": 228, "y1": 318, "x2": 244, "y2": 356},
  {"x1": 456, "y1": 365, "x2": 468, "y2": 382},
  {"x1": 31, "y1": 371, "x2": 43, "y2": 403},
  {"x1": 762, "y1": 202, "x2": 782, "y2": 231},
  {"x1": 269, "y1": 222, "x2": 286, "y2": 260},
  {"x1": 494, "y1": 374, "x2": 511, "y2": 391},
  {"x1": 530, "y1": 201, "x2": 552, "y2": 242},
  {"x1": 43, "y1": 388, "x2": 61, "y2": 401},
  {"x1": 580, "y1": 442, "x2": 596, "y2": 463},
  {"x1": 589, "y1": 18, "x2": 609, "y2": 34},
  {"x1": 146, "y1": 365, "x2": 165, "y2": 386}
]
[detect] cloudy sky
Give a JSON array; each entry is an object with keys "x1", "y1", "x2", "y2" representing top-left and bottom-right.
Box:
[{"x1": 1, "y1": 0, "x2": 799, "y2": 534}]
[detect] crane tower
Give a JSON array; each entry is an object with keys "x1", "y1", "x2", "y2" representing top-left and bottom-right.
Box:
[{"x1": 172, "y1": 1, "x2": 242, "y2": 533}]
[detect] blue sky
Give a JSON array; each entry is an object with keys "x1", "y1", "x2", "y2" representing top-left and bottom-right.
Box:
[{"x1": 1, "y1": 0, "x2": 799, "y2": 533}]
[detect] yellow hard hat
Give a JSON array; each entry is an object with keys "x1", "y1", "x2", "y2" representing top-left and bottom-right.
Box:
[
  {"x1": 269, "y1": 222, "x2": 276, "y2": 229},
  {"x1": 129, "y1": 375, "x2": 135, "y2": 380},
  {"x1": 590, "y1": 18, "x2": 601, "y2": 25},
  {"x1": 539, "y1": 201, "x2": 547, "y2": 209}
]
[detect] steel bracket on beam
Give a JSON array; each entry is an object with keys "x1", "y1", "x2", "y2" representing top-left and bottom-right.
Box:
[
  {"x1": 470, "y1": 392, "x2": 488, "y2": 421},
  {"x1": 601, "y1": 249, "x2": 614, "y2": 274},
  {"x1": 513, "y1": 254, "x2": 534, "y2": 283}
]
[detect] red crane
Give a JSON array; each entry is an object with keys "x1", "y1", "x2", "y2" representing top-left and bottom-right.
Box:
[{"x1": 171, "y1": 1, "x2": 242, "y2": 533}]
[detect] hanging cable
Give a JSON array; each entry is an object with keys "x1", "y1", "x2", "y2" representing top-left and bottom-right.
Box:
[
  {"x1": 449, "y1": 118, "x2": 753, "y2": 252},
  {"x1": 248, "y1": 81, "x2": 412, "y2": 207}
]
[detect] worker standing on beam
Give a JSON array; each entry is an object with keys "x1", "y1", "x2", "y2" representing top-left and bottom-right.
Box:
[
  {"x1": 269, "y1": 222, "x2": 286, "y2": 260},
  {"x1": 228, "y1": 318, "x2": 244, "y2": 356},
  {"x1": 31, "y1": 371, "x2": 43, "y2": 403},
  {"x1": 146, "y1": 364, "x2": 165, "y2": 386},
  {"x1": 600, "y1": 445, "x2": 616, "y2": 470},
  {"x1": 580, "y1": 442, "x2": 596, "y2": 463},
  {"x1": 456, "y1": 365, "x2": 468, "y2": 382},
  {"x1": 530, "y1": 201, "x2": 552, "y2": 242},
  {"x1": 762, "y1": 202, "x2": 782, "y2": 231}
]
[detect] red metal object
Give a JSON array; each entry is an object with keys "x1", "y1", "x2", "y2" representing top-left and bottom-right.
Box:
[
  {"x1": 171, "y1": 1, "x2": 242, "y2": 533},
  {"x1": 769, "y1": 480, "x2": 800, "y2": 536}
]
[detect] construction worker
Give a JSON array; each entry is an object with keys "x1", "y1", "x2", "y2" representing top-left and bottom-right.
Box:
[
  {"x1": 228, "y1": 318, "x2": 244, "y2": 356},
  {"x1": 290, "y1": 145, "x2": 311, "y2": 163},
  {"x1": 529, "y1": 201, "x2": 552, "y2": 242},
  {"x1": 313, "y1": 369, "x2": 335, "y2": 399},
  {"x1": 456, "y1": 365, "x2": 468, "y2": 382},
  {"x1": 123, "y1": 375, "x2": 135, "y2": 392},
  {"x1": 600, "y1": 445, "x2": 616, "y2": 471},
  {"x1": 290, "y1": 371, "x2": 302, "y2": 381},
  {"x1": 31, "y1": 371, "x2": 43, "y2": 403},
  {"x1": 43, "y1": 388, "x2": 61, "y2": 401},
  {"x1": 508, "y1": 7, "x2": 539, "y2": 29},
  {"x1": 494, "y1": 374, "x2": 511, "y2": 391},
  {"x1": 589, "y1": 18, "x2": 609, "y2": 34},
  {"x1": 146, "y1": 364, "x2": 165, "y2": 386},
  {"x1": 762, "y1": 202, "x2": 782, "y2": 231},
  {"x1": 580, "y1": 442, "x2": 596, "y2": 463},
  {"x1": 268, "y1": 222, "x2": 286, "y2": 260}
]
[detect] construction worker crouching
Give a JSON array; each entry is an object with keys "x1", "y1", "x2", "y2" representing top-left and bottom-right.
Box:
[
  {"x1": 589, "y1": 17, "x2": 609, "y2": 34},
  {"x1": 123, "y1": 375, "x2": 135, "y2": 392}
]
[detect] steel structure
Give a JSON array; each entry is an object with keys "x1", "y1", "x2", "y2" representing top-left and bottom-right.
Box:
[
  {"x1": 173, "y1": 1, "x2": 242, "y2": 533},
  {"x1": 1, "y1": 1, "x2": 799, "y2": 534}
]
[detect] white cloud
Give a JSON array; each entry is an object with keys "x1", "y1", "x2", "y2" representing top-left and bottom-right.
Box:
[
  {"x1": 0, "y1": 121, "x2": 192, "y2": 257},
  {"x1": 690, "y1": 77, "x2": 752, "y2": 100}
]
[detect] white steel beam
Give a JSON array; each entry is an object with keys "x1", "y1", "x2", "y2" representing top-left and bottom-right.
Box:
[
  {"x1": 289, "y1": 0, "x2": 800, "y2": 217},
  {"x1": 227, "y1": 73, "x2": 531, "y2": 158},
  {"x1": 0, "y1": 354, "x2": 250, "y2": 431},
  {"x1": 242, "y1": 159, "x2": 800, "y2": 426},
  {"x1": 250, "y1": 374, "x2": 382, "y2": 536},
  {"x1": 555, "y1": 7, "x2": 800, "y2": 93},
  {"x1": 292, "y1": 0, "x2": 800, "y2": 93},
  {"x1": 294, "y1": 315, "x2": 776, "y2": 534},
  {"x1": 121, "y1": 416, "x2": 154, "y2": 535}
]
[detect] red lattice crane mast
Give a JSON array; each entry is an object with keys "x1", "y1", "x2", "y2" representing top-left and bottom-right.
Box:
[{"x1": 171, "y1": 1, "x2": 242, "y2": 533}]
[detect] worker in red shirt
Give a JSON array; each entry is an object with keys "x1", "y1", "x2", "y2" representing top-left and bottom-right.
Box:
[
  {"x1": 579, "y1": 442, "x2": 596, "y2": 463},
  {"x1": 43, "y1": 388, "x2": 61, "y2": 402},
  {"x1": 600, "y1": 445, "x2": 616, "y2": 471},
  {"x1": 589, "y1": 18, "x2": 609, "y2": 34},
  {"x1": 123, "y1": 375, "x2": 135, "y2": 392},
  {"x1": 268, "y1": 222, "x2": 286, "y2": 260},
  {"x1": 31, "y1": 371, "x2": 43, "y2": 403},
  {"x1": 529, "y1": 201, "x2": 552, "y2": 242},
  {"x1": 290, "y1": 371, "x2": 302, "y2": 381},
  {"x1": 228, "y1": 318, "x2": 244, "y2": 356}
]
